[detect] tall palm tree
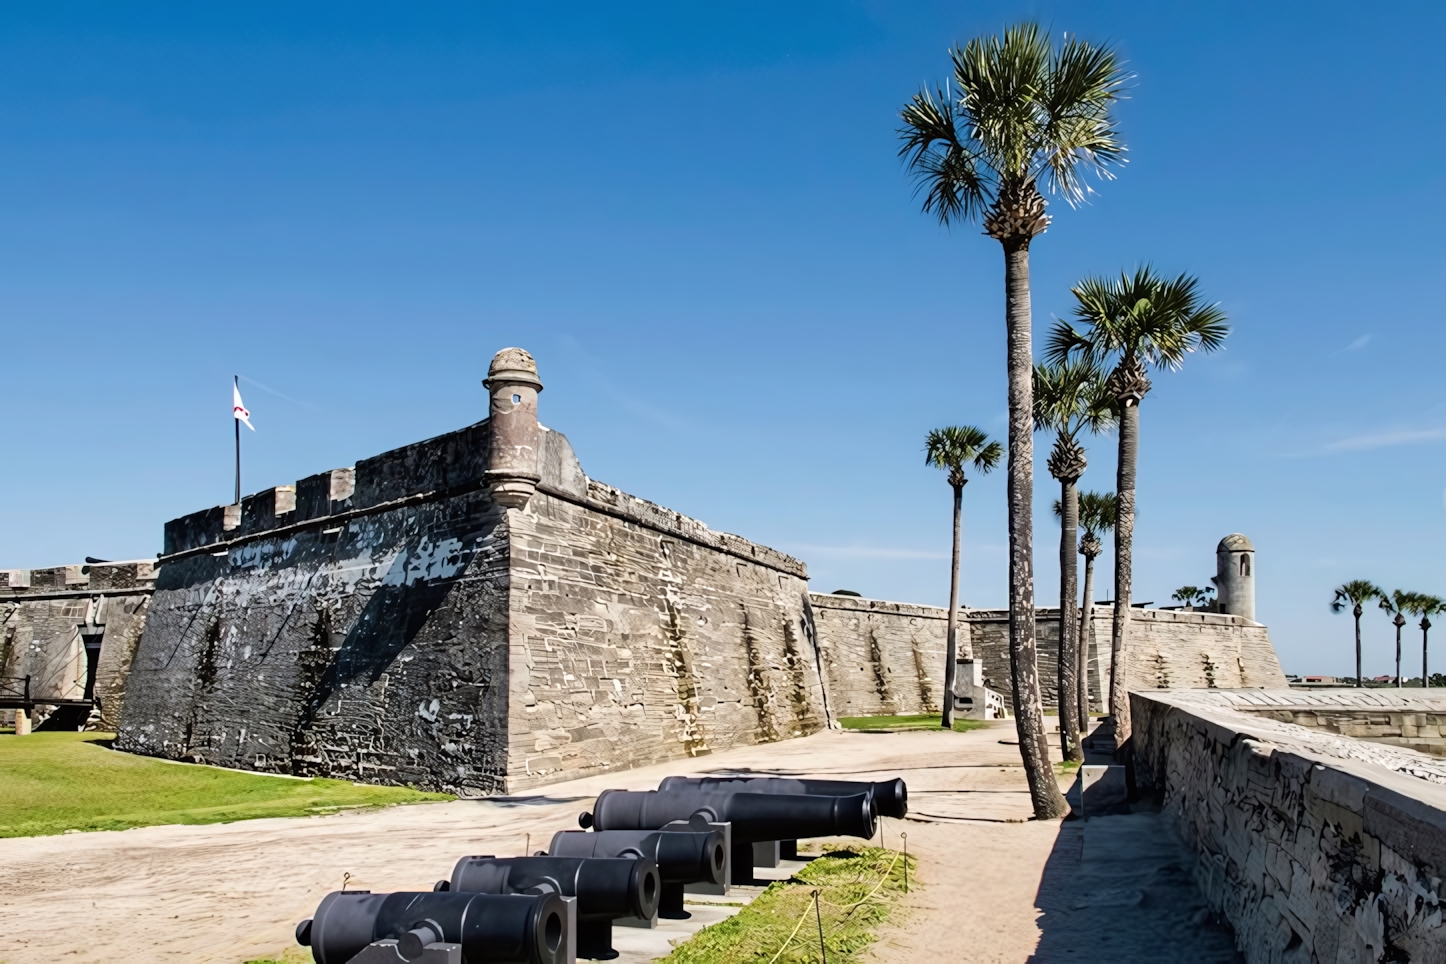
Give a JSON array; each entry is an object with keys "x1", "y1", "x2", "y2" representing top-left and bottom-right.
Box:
[
  {"x1": 1416, "y1": 595, "x2": 1444, "y2": 688},
  {"x1": 1331, "y1": 580, "x2": 1383, "y2": 686},
  {"x1": 1075, "y1": 490, "x2": 1116, "y2": 729},
  {"x1": 1380, "y1": 590, "x2": 1417, "y2": 687},
  {"x1": 1034, "y1": 359, "x2": 1114, "y2": 763},
  {"x1": 925, "y1": 426, "x2": 1003, "y2": 728},
  {"x1": 900, "y1": 23, "x2": 1126, "y2": 819},
  {"x1": 1047, "y1": 269, "x2": 1228, "y2": 748}
]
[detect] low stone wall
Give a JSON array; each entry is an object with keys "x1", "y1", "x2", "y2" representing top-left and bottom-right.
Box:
[
  {"x1": 805, "y1": 594, "x2": 1284, "y2": 718},
  {"x1": 1236, "y1": 690, "x2": 1446, "y2": 758},
  {"x1": 1131, "y1": 689, "x2": 1446, "y2": 963},
  {"x1": 0, "y1": 562, "x2": 154, "y2": 729}
]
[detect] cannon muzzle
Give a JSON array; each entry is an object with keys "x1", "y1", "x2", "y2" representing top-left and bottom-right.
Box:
[
  {"x1": 546, "y1": 829, "x2": 726, "y2": 919},
  {"x1": 297, "y1": 890, "x2": 566, "y2": 964},
  {"x1": 449, "y1": 855, "x2": 658, "y2": 959}
]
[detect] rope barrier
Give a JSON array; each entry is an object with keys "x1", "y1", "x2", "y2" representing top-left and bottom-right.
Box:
[
  {"x1": 763, "y1": 845, "x2": 912, "y2": 963},
  {"x1": 766, "y1": 895, "x2": 820, "y2": 964}
]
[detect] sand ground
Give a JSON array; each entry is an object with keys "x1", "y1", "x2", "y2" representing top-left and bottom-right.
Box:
[{"x1": 0, "y1": 722, "x2": 1235, "y2": 964}]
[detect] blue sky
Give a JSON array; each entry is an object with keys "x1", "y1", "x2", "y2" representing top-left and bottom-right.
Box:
[{"x1": 3, "y1": 2, "x2": 1443, "y2": 678}]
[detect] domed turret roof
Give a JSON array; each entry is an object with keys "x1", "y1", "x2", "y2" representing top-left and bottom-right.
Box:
[
  {"x1": 1217, "y1": 533, "x2": 1253, "y2": 552},
  {"x1": 484, "y1": 347, "x2": 543, "y2": 390}
]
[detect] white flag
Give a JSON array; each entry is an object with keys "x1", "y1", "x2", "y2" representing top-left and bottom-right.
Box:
[{"x1": 233, "y1": 382, "x2": 255, "y2": 431}]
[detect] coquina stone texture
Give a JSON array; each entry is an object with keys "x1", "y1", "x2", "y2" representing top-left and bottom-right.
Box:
[
  {"x1": 0, "y1": 562, "x2": 154, "y2": 729},
  {"x1": 1132, "y1": 689, "x2": 1446, "y2": 964},
  {"x1": 28, "y1": 347, "x2": 1283, "y2": 795},
  {"x1": 809, "y1": 592, "x2": 1285, "y2": 718}
]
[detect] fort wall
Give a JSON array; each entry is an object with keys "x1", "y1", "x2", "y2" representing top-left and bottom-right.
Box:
[
  {"x1": 807, "y1": 593, "x2": 1285, "y2": 718},
  {"x1": 1131, "y1": 689, "x2": 1446, "y2": 963},
  {"x1": 116, "y1": 351, "x2": 825, "y2": 792},
  {"x1": 0, "y1": 562, "x2": 154, "y2": 729}
]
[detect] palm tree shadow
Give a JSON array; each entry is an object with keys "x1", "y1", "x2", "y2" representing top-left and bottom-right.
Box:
[{"x1": 1028, "y1": 808, "x2": 1240, "y2": 964}]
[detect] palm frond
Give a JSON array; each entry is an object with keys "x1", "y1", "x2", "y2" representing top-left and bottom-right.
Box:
[
  {"x1": 1077, "y1": 489, "x2": 1117, "y2": 535},
  {"x1": 1066, "y1": 265, "x2": 1230, "y2": 382},
  {"x1": 925, "y1": 425, "x2": 1000, "y2": 479},
  {"x1": 899, "y1": 22, "x2": 1126, "y2": 225},
  {"x1": 1033, "y1": 356, "x2": 1116, "y2": 437},
  {"x1": 1331, "y1": 580, "x2": 1383, "y2": 612},
  {"x1": 899, "y1": 88, "x2": 990, "y2": 224}
]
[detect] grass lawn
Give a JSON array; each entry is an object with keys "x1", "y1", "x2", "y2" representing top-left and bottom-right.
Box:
[
  {"x1": 837, "y1": 713, "x2": 985, "y2": 733},
  {"x1": 0, "y1": 731, "x2": 452, "y2": 838},
  {"x1": 659, "y1": 846, "x2": 913, "y2": 964}
]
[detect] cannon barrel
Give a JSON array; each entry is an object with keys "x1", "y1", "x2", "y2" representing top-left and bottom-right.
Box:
[
  {"x1": 547, "y1": 829, "x2": 725, "y2": 886},
  {"x1": 547, "y1": 829, "x2": 726, "y2": 920},
  {"x1": 587, "y1": 789, "x2": 876, "y2": 842},
  {"x1": 657, "y1": 776, "x2": 908, "y2": 819},
  {"x1": 449, "y1": 855, "x2": 658, "y2": 959},
  {"x1": 296, "y1": 890, "x2": 566, "y2": 964}
]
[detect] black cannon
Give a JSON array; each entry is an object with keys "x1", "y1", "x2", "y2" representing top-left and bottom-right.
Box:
[
  {"x1": 581, "y1": 789, "x2": 875, "y2": 883},
  {"x1": 296, "y1": 889, "x2": 567, "y2": 964},
  {"x1": 547, "y1": 827, "x2": 726, "y2": 919},
  {"x1": 657, "y1": 776, "x2": 908, "y2": 819},
  {"x1": 445, "y1": 855, "x2": 658, "y2": 959}
]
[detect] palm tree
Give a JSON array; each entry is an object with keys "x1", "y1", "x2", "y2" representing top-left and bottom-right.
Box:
[
  {"x1": 1047, "y1": 269, "x2": 1228, "y2": 748},
  {"x1": 1380, "y1": 591, "x2": 1417, "y2": 687},
  {"x1": 1331, "y1": 580, "x2": 1383, "y2": 686},
  {"x1": 1034, "y1": 359, "x2": 1114, "y2": 763},
  {"x1": 1170, "y1": 586, "x2": 1212, "y2": 611},
  {"x1": 900, "y1": 22, "x2": 1126, "y2": 819},
  {"x1": 1075, "y1": 490, "x2": 1115, "y2": 729},
  {"x1": 1416, "y1": 595, "x2": 1444, "y2": 688},
  {"x1": 925, "y1": 426, "x2": 1003, "y2": 728}
]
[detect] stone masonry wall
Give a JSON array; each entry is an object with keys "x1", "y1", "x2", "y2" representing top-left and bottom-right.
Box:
[
  {"x1": 969, "y1": 607, "x2": 1286, "y2": 710},
  {"x1": 806, "y1": 594, "x2": 1284, "y2": 718},
  {"x1": 504, "y1": 480, "x2": 822, "y2": 790},
  {"x1": 1132, "y1": 689, "x2": 1446, "y2": 964},
  {"x1": 1, "y1": 562, "x2": 154, "y2": 729},
  {"x1": 806, "y1": 594, "x2": 951, "y2": 718},
  {"x1": 116, "y1": 413, "x2": 827, "y2": 793},
  {"x1": 117, "y1": 419, "x2": 518, "y2": 793}
]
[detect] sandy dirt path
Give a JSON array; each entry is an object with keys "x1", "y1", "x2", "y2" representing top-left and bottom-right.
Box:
[{"x1": 0, "y1": 722, "x2": 1231, "y2": 964}]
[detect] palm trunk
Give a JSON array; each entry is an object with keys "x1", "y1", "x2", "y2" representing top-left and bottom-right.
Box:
[
  {"x1": 1354, "y1": 607, "x2": 1363, "y2": 687},
  {"x1": 1002, "y1": 240, "x2": 1065, "y2": 819},
  {"x1": 1077, "y1": 552, "x2": 1096, "y2": 733},
  {"x1": 1109, "y1": 394, "x2": 1140, "y2": 748},
  {"x1": 1424, "y1": 619, "x2": 1431, "y2": 688},
  {"x1": 941, "y1": 483, "x2": 964, "y2": 728},
  {"x1": 1057, "y1": 478, "x2": 1082, "y2": 762},
  {"x1": 1396, "y1": 621, "x2": 1403, "y2": 687}
]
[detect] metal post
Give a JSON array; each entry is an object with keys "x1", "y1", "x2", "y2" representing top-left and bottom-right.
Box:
[
  {"x1": 902, "y1": 832, "x2": 908, "y2": 894},
  {"x1": 234, "y1": 376, "x2": 242, "y2": 507},
  {"x1": 812, "y1": 889, "x2": 827, "y2": 964}
]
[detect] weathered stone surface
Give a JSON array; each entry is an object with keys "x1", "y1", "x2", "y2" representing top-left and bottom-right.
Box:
[
  {"x1": 1133, "y1": 689, "x2": 1446, "y2": 964},
  {"x1": 116, "y1": 410, "x2": 823, "y2": 793},
  {"x1": 805, "y1": 593, "x2": 1285, "y2": 717},
  {"x1": 0, "y1": 562, "x2": 154, "y2": 729}
]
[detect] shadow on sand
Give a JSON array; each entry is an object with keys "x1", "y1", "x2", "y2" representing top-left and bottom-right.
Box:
[{"x1": 1027, "y1": 805, "x2": 1242, "y2": 964}]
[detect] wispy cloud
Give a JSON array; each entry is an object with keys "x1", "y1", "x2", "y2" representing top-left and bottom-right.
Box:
[
  {"x1": 789, "y1": 544, "x2": 951, "y2": 561},
  {"x1": 1330, "y1": 334, "x2": 1371, "y2": 356},
  {"x1": 1321, "y1": 427, "x2": 1446, "y2": 452}
]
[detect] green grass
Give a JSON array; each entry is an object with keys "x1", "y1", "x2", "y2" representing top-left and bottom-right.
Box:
[
  {"x1": 837, "y1": 713, "x2": 985, "y2": 733},
  {"x1": 0, "y1": 731, "x2": 452, "y2": 838},
  {"x1": 659, "y1": 846, "x2": 914, "y2": 964}
]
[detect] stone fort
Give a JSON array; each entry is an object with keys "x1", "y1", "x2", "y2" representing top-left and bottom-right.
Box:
[{"x1": 1, "y1": 348, "x2": 1285, "y2": 793}]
